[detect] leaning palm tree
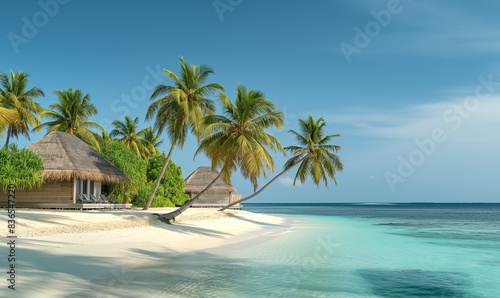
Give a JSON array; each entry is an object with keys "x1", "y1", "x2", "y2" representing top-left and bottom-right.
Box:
[
  {"x1": 110, "y1": 116, "x2": 154, "y2": 159},
  {"x1": 143, "y1": 57, "x2": 224, "y2": 210},
  {"x1": 155, "y1": 84, "x2": 285, "y2": 223},
  {"x1": 36, "y1": 88, "x2": 105, "y2": 150},
  {"x1": 220, "y1": 115, "x2": 343, "y2": 211},
  {"x1": 142, "y1": 127, "x2": 163, "y2": 155},
  {"x1": 0, "y1": 71, "x2": 44, "y2": 146}
]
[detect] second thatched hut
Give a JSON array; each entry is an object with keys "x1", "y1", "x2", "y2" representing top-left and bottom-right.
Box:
[{"x1": 184, "y1": 167, "x2": 241, "y2": 209}]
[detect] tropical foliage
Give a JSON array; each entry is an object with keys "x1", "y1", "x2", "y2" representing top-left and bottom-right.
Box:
[
  {"x1": 0, "y1": 144, "x2": 45, "y2": 191},
  {"x1": 284, "y1": 115, "x2": 343, "y2": 187},
  {"x1": 37, "y1": 88, "x2": 105, "y2": 150},
  {"x1": 98, "y1": 138, "x2": 147, "y2": 203},
  {"x1": 146, "y1": 57, "x2": 224, "y2": 145},
  {"x1": 142, "y1": 127, "x2": 163, "y2": 155},
  {"x1": 196, "y1": 84, "x2": 285, "y2": 188},
  {"x1": 0, "y1": 107, "x2": 17, "y2": 134},
  {"x1": 219, "y1": 115, "x2": 343, "y2": 211},
  {"x1": 132, "y1": 154, "x2": 189, "y2": 207},
  {"x1": 155, "y1": 84, "x2": 285, "y2": 223},
  {"x1": 98, "y1": 139, "x2": 188, "y2": 207},
  {"x1": 3, "y1": 59, "x2": 345, "y2": 217},
  {"x1": 143, "y1": 57, "x2": 224, "y2": 210},
  {"x1": 0, "y1": 71, "x2": 44, "y2": 146},
  {"x1": 110, "y1": 116, "x2": 155, "y2": 159}
]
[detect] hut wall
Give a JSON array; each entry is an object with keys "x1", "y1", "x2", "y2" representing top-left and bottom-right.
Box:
[
  {"x1": 0, "y1": 181, "x2": 73, "y2": 206},
  {"x1": 189, "y1": 191, "x2": 231, "y2": 205},
  {"x1": 230, "y1": 194, "x2": 241, "y2": 203}
]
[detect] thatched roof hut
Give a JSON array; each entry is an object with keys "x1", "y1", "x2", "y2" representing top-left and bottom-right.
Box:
[
  {"x1": 27, "y1": 131, "x2": 131, "y2": 184},
  {"x1": 0, "y1": 131, "x2": 132, "y2": 209},
  {"x1": 185, "y1": 167, "x2": 236, "y2": 193},
  {"x1": 184, "y1": 167, "x2": 239, "y2": 208}
]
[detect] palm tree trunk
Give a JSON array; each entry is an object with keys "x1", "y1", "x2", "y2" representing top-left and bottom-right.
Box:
[
  {"x1": 4, "y1": 128, "x2": 11, "y2": 147},
  {"x1": 218, "y1": 157, "x2": 306, "y2": 211},
  {"x1": 106, "y1": 189, "x2": 116, "y2": 199},
  {"x1": 155, "y1": 173, "x2": 222, "y2": 224},
  {"x1": 143, "y1": 144, "x2": 175, "y2": 210}
]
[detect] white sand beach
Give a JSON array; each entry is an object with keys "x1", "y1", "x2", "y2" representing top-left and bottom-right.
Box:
[{"x1": 0, "y1": 208, "x2": 286, "y2": 297}]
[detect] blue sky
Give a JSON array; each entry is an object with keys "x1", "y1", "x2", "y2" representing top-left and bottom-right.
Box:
[{"x1": 1, "y1": 0, "x2": 500, "y2": 203}]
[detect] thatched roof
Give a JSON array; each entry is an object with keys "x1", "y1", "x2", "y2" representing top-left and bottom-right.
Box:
[
  {"x1": 27, "y1": 131, "x2": 132, "y2": 184},
  {"x1": 185, "y1": 167, "x2": 236, "y2": 193}
]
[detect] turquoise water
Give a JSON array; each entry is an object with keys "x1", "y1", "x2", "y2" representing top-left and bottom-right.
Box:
[{"x1": 79, "y1": 203, "x2": 500, "y2": 297}]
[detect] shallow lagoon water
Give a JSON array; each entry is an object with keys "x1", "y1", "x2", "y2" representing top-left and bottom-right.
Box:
[{"x1": 77, "y1": 203, "x2": 500, "y2": 297}]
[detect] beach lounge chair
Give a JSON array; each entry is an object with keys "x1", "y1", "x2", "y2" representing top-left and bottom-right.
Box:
[
  {"x1": 77, "y1": 193, "x2": 91, "y2": 203},
  {"x1": 101, "y1": 194, "x2": 118, "y2": 204},
  {"x1": 90, "y1": 194, "x2": 105, "y2": 204},
  {"x1": 84, "y1": 194, "x2": 98, "y2": 203}
]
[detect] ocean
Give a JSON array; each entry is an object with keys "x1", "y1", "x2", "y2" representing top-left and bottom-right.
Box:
[
  {"x1": 242, "y1": 203, "x2": 500, "y2": 297},
  {"x1": 82, "y1": 203, "x2": 500, "y2": 297}
]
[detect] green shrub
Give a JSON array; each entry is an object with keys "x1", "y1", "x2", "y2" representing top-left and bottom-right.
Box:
[
  {"x1": 99, "y1": 139, "x2": 147, "y2": 203},
  {"x1": 0, "y1": 144, "x2": 45, "y2": 191},
  {"x1": 133, "y1": 181, "x2": 175, "y2": 207},
  {"x1": 131, "y1": 154, "x2": 189, "y2": 207},
  {"x1": 98, "y1": 139, "x2": 189, "y2": 207}
]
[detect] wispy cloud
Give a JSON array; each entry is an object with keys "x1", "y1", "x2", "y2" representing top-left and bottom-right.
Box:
[
  {"x1": 323, "y1": 96, "x2": 500, "y2": 141},
  {"x1": 337, "y1": 0, "x2": 500, "y2": 56},
  {"x1": 279, "y1": 176, "x2": 295, "y2": 187}
]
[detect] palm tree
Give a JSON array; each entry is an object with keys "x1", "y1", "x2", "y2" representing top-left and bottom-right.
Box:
[
  {"x1": 110, "y1": 116, "x2": 154, "y2": 159},
  {"x1": 0, "y1": 107, "x2": 18, "y2": 134},
  {"x1": 220, "y1": 115, "x2": 343, "y2": 211},
  {"x1": 36, "y1": 88, "x2": 105, "y2": 150},
  {"x1": 0, "y1": 71, "x2": 44, "y2": 146},
  {"x1": 155, "y1": 84, "x2": 285, "y2": 223},
  {"x1": 143, "y1": 57, "x2": 224, "y2": 210},
  {"x1": 142, "y1": 127, "x2": 163, "y2": 155}
]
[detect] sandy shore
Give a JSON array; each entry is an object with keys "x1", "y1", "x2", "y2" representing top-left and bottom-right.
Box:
[{"x1": 0, "y1": 208, "x2": 286, "y2": 297}]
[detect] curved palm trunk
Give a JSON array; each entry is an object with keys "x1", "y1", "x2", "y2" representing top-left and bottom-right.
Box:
[
  {"x1": 4, "y1": 128, "x2": 11, "y2": 147},
  {"x1": 155, "y1": 173, "x2": 222, "y2": 224},
  {"x1": 218, "y1": 157, "x2": 305, "y2": 211},
  {"x1": 143, "y1": 144, "x2": 175, "y2": 210},
  {"x1": 106, "y1": 189, "x2": 116, "y2": 199}
]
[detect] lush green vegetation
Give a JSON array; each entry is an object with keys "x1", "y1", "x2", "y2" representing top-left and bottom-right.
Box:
[
  {"x1": 0, "y1": 71, "x2": 44, "y2": 146},
  {"x1": 220, "y1": 115, "x2": 343, "y2": 211},
  {"x1": 37, "y1": 88, "x2": 105, "y2": 151},
  {"x1": 0, "y1": 107, "x2": 17, "y2": 133},
  {"x1": 99, "y1": 139, "x2": 188, "y2": 206},
  {"x1": 143, "y1": 57, "x2": 224, "y2": 210},
  {"x1": 142, "y1": 127, "x2": 163, "y2": 155},
  {"x1": 100, "y1": 139, "x2": 147, "y2": 183},
  {"x1": 196, "y1": 84, "x2": 285, "y2": 189},
  {"x1": 1, "y1": 57, "x2": 344, "y2": 215},
  {"x1": 284, "y1": 116, "x2": 343, "y2": 187},
  {"x1": 110, "y1": 116, "x2": 155, "y2": 159},
  {"x1": 132, "y1": 154, "x2": 189, "y2": 207},
  {"x1": 0, "y1": 144, "x2": 45, "y2": 191}
]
